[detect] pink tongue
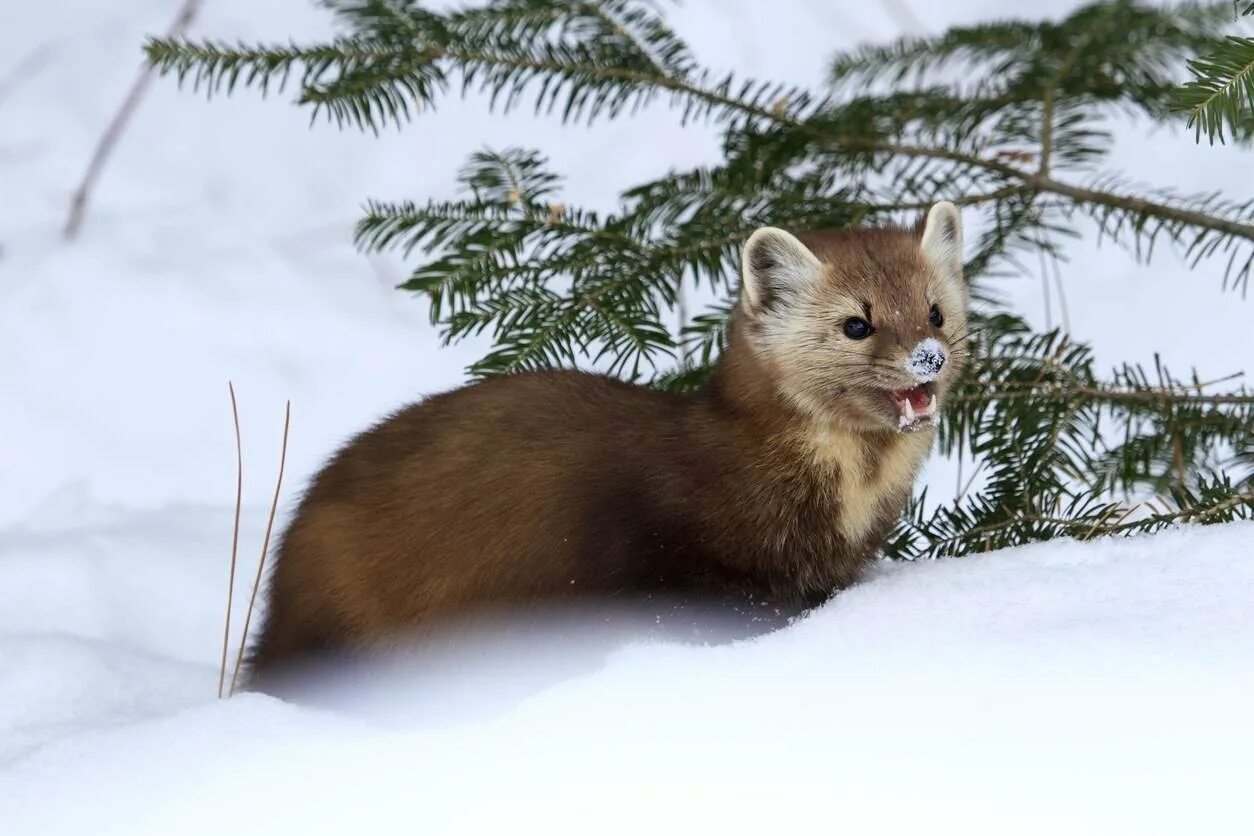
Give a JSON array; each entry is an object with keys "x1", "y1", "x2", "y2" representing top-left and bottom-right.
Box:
[{"x1": 895, "y1": 387, "x2": 929, "y2": 410}]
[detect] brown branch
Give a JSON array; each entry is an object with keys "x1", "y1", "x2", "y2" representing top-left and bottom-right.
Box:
[
  {"x1": 676, "y1": 281, "x2": 691, "y2": 368},
  {"x1": 63, "y1": 0, "x2": 202, "y2": 240},
  {"x1": 852, "y1": 140, "x2": 1254, "y2": 242},
  {"x1": 153, "y1": 18, "x2": 1254, "y2": 253},
  {"x1": 877, "y1": 0, "x2": 924, "y2": 34},
  {"x1": 1039, "y1": 89, "x2": 1056, "y2": 179},
  {"x1": 861, "y1": 186, "x2": 1025, "y2": 213},
  {"x1": 925, "y1": 490, "x2": 1253, "y2": 551},
  {"x1": 950, "y1": 382, "x2": 1254, "y2": 406},
  {"x1": 1079, "y1": 503, "x2": 1125, "y2": 540},
  {"x1": 581, "y1": 1, "x2": 670, "y2": 77},
  {"x1": 1184, "y1": 490, "x2": 1254, "y2": 523},
  {"x1": 435, "y1": 46, "x2": 1254, "y2": 244},
  {"x1": 955, "y1": 458, "x2": 986, "y2": 503},
  {"x1": 428, "y1": 46, "x2": 790, "y2": 126},
  {"x1": 925, "y1": 511, "x2": 1111, "y2": 549},
  {"x1": 219, "y1": 381, "x2": 243, "y2": 700},
  {"x1": 0, "y1": 42, "x2": 56, "y2": 106},
  {"x1": 184, "y1": 25, "x2": 1252, "y2": 249},
  {"x1": 1038, "y1": 41, "x2": 1088, "y2": 180},
  {"x1": 1024, "y1": 175, "x2": 1254, "y2": 241},
  {"x1": 229, "y1": 400, "x2": 291, "y2": 697}
]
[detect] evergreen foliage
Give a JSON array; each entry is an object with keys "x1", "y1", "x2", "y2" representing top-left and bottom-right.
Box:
[
  {"x1": 146, "y1": 0, "x2": 1254, "y2": 558},
  {"x1": 1175, "y1": 1, "x2": 1254, "y2": 142}
]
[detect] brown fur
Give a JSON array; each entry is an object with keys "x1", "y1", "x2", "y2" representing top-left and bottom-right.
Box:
[{"x1": 247, "y1": 206, "x2": 967, "y2": 683}]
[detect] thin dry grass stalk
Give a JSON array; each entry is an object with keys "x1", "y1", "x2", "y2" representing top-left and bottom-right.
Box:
[
  {"x1": 219, "y1": 381, "x2": 244, "y2": 699},
  {"x1": 229, "y1": 400, "x2": 291, "y2": 697}
]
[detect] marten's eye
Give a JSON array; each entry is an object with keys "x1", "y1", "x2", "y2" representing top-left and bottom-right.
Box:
[
  {"x1": 929, "y1": 304, "x2": 944, "y2": 328},
  {"x1": 842, "y1": 317, "x2": 873, "y2": 340}
]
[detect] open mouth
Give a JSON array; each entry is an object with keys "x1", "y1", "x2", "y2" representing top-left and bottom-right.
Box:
[{"x1": 888, "y1": 383, "x2": 938, "y2": 431}]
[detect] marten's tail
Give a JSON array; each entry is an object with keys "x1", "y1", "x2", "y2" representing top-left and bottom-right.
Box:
[{"x1": 240, "y1": 601, "x2": 350, "y2": 695}]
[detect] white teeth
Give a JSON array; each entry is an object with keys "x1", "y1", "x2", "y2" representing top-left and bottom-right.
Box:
[
  {"x1": 927, "y1": 394, "x2": 937, "y2": 415},
  {"x1": 903, "y1": 399, "x2": 915, "y2": 422}
]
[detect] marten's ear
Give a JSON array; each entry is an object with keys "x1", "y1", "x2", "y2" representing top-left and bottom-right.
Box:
[
  {"x1": 920, "y1": 201, "x2": 963, "y2": 278},
  {"x1": 739, "y1": 227, "x2": 823, "y2": 314}
]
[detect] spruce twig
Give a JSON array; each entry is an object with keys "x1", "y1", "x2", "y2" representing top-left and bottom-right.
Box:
[{"x1": 1175, "y1": 2, "x2": 1254, "y2": 143}]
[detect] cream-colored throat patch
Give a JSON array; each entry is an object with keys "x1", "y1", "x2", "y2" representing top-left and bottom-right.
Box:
[{"x1": 807, "y1": 424, "x2": 932, "y2": 543}]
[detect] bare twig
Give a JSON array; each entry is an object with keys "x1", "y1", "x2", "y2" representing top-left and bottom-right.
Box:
[
  {"x1": 367, "y1": 253, "x2": 404, "y2": 290},
  {"x1": 1195, "y1": 370, "x2": 1246, "y2": 389},
  {"x1": 1037, "y1": 237, "x2": 1053, "y2": 330},
  {"x1": 220, "y1": 381, "x2": 244, "y2": 700},
  {"x1": 229, "y1": 400, "x2": 291, "y2": 697},
  {"x1": 63, "y1": 0, "x2": 202, "y2": 239},
  {"x1": 0, "y1": 42, "x2": 56, "y2": 106},
  {"x1": 676, "y1": 281, "x2": 691, "y2": 368},
  {"x1": 877, "y1": 0, "x2": 923, "y2": 34},
  {"x1": 1051, "y1": 254, "x2": 1071, "y2": 333},
  {"x1": 955, "y1": 459, "x2": 986, "y2": 503}
]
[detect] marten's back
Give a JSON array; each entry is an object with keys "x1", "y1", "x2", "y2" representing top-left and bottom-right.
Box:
[{"x1": 247, "y1": 369, "x2": 797, "y2": 677}]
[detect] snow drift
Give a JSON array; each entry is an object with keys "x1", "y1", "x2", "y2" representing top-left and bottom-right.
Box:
[{"x1": 2, "y1": 519, "x2": 1252, "y2": 835}]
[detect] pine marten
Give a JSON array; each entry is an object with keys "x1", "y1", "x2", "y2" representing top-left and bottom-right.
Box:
[{"x1": 247, "y1": 202, "x2": 967, "y2": 683}]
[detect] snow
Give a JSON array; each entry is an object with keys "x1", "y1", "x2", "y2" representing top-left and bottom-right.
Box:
[
  {"x1": 905, "y1": 337, "x2": 946, "y2": 382},
  {"x1": 3, "y1": 0, "x2": 1254, "y2": 834},
  {"x1": 4, "y1": 522, "x2": 1253, "y2": 835}
]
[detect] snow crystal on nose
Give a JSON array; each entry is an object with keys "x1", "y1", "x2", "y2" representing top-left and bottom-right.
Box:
[{"x1": 905, "y1": 337, "x2": 946, "y2": 382}]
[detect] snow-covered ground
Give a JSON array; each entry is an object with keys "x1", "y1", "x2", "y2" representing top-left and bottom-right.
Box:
[
  {"x1": 4, "y1": 521, "x2": 1253, "y2": 835},
  {"x1": 2, "y1": 1, "x2": 1252, "y2": 833}
]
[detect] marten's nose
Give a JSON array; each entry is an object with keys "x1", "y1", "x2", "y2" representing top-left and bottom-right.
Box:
[{"x1": 905, "y1": 338, "x2": 946, "y2": 382}]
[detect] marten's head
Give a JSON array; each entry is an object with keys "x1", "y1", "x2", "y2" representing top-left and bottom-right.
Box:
[{"x1": 736, "y1": 202, "x2": 968, "y2": 433}]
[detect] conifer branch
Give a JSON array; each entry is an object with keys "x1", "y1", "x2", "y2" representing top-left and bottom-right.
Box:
[
  {"x1": 951, "y1": 383, "x2": 1254, "y2": 407},
  {"x1": 903, "y1": 486, "x2": 1254, "y2": 556},
  {"x1": 1175, "y1": 2, "x2": 1254, "y2": 142},
  {"x1": 835, "y1": 140, "x2": 1254, "y2": 246},
  {"x1": 144, "y1": 2, "x2": 1254, "y2": 268},
  {"x1": 152, "y1": 0, "x2": 1254, "y2": 558}
]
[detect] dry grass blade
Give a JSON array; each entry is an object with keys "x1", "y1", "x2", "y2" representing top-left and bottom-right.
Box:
[
  {"x1": 220, "y1": 381, "x2": 244, "y2": 699},
  {"x1": 229, "y1": 400, "x2": 291, "y2": 696}
]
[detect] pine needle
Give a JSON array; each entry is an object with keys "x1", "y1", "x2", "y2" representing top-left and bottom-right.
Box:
[{"x1": 1177, "y1": 35, "x2": 1254, "y2": 144}]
